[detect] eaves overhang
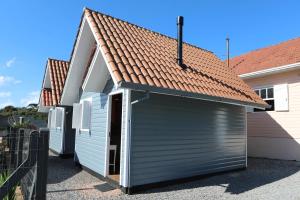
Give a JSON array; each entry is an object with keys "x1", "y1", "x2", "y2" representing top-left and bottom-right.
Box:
[{"x1": 118, "y1": 81, "x2": 269, "y2": 109}]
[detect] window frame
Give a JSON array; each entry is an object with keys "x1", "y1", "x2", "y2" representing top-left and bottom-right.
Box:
[{"x1": 253, "y1": 86, "x2": 275, "y2": 112}]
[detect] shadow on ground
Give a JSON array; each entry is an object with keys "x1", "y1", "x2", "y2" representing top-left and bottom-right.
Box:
[{"x1": 137, "y1": 158, "x2": 300, "y2": 195}]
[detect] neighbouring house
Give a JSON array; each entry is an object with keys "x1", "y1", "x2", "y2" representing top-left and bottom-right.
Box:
[
  {"x1": 59, "y1": 8, "x2": 267, "y2": 193},
  {"x1": 38, "y1": 58, "x2": 75, "y2": 156},
  {"x1": 231, "y1": 37, "x2": 300, "y2": 161}
]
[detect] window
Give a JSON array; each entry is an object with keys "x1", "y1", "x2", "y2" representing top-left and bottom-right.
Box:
[
  {"x1": 254, "y1": 87, "x2": 275, "y2": 112},
  {"x1": 72, "y1": 103, "x2": 82, "y2": 129},
  {"x1": 55, "y1": 107, "x2": 64, "y2": 129},
  {"x1": 49, "y1": 107, "x2": 64, "y2": 129},
  {"x1": 81, "y1": 100, "x2": 92, "y2": 130},
  {"x1": 50, "y1": 109, "x2": 57, "y2": 128},
  {"x1": 72, "y1": 99, "x2": 92, "y2": 130},
  {"x1": 48, "y1": 109, "x2": 53, "y2": 128}
]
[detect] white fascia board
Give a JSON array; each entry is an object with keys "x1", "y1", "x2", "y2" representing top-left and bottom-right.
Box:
[
  {"x1": 84, "y1": 16, "x2": 119, "y2": 89},
  {"x1": 61, "y1": 19, "x2": 87, "y2": 105},
  {"x1": 122, "y1": 89, "x2": 131, "y2": 187},
  {"x1": 239, "y1": 62, "x2": 300, "y2": 79}
]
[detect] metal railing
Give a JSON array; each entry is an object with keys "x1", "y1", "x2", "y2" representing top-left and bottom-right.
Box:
[{"x1": 0, "y1": 128, "x2": 49, "y2": 200}]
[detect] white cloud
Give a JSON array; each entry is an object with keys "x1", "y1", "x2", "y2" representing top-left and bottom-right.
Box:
[
  {"x1": 0, "y1": 100, "x2": 14, "y2": 108},
  {"x1": 20, "y1": 91, "x2": 39, "y2": 107},
  {"x1": 4, "y1": 57, "x2": 16, "y2": 68},
  {"x1": 0, "y1": 92, "x2": 11, "y2": 98},
  {"x1": 0, "y1": 76, "x2": 21, "y2": 86}
]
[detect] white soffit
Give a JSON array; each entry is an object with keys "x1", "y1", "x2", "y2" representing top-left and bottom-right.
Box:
[{"x1": 82, "y1": 46, "x2": 110, "y2": 92}]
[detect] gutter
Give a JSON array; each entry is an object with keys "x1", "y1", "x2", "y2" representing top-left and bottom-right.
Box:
[
  {"x1": 239, "y1": 62, "x2": 300, "y2": 79},
  {"x1": 118, "y1": 81, "x2": 267, "y2": 109}
]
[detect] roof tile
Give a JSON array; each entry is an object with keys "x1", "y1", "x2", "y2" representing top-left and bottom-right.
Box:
[
  {"x1": 83, "y1": 8, "x2": 266, "y2": 106},
  {"x1": 231, "y1": 37, "x2": 300, "y2": 75},
  {"x1": 41, "y1": 59, "x2": 69, "y2": 107}
]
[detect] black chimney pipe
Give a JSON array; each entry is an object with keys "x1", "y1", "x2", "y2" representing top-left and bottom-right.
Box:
[{"x1": 177, "y1": 16, "x2": 184, "y2": 67}]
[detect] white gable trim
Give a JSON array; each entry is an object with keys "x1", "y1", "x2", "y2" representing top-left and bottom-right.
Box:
[
  {"x1": 84, "y1": 16, "x2": 119, "y2": 88},
  {"x1": 239, "y1": 62, "x2": 300, "y2": 79},
  {"x1": 61, "y1": 18, "x2": 88, "y2": 105}
]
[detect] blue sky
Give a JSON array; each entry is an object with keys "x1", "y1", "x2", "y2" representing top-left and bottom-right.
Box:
[{"x1": 0, "y1": 0, "x2": 299, "y2": 108}]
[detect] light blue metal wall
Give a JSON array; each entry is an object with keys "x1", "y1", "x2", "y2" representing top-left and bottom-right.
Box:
[
  {"x1": 130, "y1": 91, "x2": 246, "y2": 187},
  {"x1": 74, "y1": 79, "x2": 115, "y2": 176},
  {"x1": 49, "y1": 128, "x2": 63, "y2": 154}
]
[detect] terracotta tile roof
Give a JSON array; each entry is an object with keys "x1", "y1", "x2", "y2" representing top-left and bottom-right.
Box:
[
  {"x1": 230, "y1": 37, "x2": 300, "y2": 75},
  {"x1": 82, "y1": 8, "x2": 266, "y2": 107},
  {"x1": 41, "y1": 58, "x2": 70, "y2": 107},
  {"x1": 42, "y1": 88, "x2": 53, "y2": 106}
]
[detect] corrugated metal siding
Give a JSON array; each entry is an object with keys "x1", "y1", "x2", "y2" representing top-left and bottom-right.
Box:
[
  {"x1": 49, "y1": 128, "x2": 63, "y2": 153},
  {"x1": 130, "y1": 91, "x2": 246, "y2": 186}
]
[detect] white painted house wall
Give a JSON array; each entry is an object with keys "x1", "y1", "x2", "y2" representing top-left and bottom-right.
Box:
[{"x1": 243, "y1": 69, "x2": 300, "y2": 161}]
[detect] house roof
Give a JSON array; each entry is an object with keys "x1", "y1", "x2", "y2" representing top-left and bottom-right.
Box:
[
  {"x1": 40, "y1": 58, "x2": 69, "y2": 107},
  {"x1": 230, "y1": 37, "x2": 300, "y2": 75},
  {"x1": 76, "y1": 8, "x2": 267, "y2": 107},
  {"x1": 41, "y1": 88, "x2": 53, "y2": 107}
]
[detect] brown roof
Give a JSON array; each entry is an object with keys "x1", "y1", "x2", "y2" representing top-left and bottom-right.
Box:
[
  {"x1": 41, "y1": 58, "x2": 69, "y2": 107},
  {"x1": 230, "y1": 37, "x2": 300, "y2": 75},
  {"x1": 42, "y1": 88, "x2": 53, "y2": 106},
  {"x1": 78, "y1": 8, "x2": 266, "y2": 107}
]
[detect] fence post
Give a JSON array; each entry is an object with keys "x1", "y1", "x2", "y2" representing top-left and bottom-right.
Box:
[
  {"x1": 32, "y1": 128, "x2": 49, "y2": 200},
  {"x1": 17, "y1": 129, "x2": 24, "y2": 167},
  {"x1": 9, "y1": 132, "x2": 16, "y2": 170}
]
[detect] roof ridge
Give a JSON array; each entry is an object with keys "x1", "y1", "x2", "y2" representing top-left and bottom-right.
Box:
[
  {"x1": 232, "y1": 36, "x2": 300, "y2": 59},
  {"x1": 84, "y1": 7, "x2": 213, "y2": 54},
  {"x1": 48, "y1": 58, "x2": 70, "y2": 63}
]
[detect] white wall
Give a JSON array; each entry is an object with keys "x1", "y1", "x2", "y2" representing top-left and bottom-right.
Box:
[{"x1": 244, "y1": 69, "x2": 300, "y2": 161}]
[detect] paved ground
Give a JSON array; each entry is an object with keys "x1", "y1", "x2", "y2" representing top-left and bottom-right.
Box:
[{"x1": 47, "y1": 152, "x2": 300, "y2": 200}]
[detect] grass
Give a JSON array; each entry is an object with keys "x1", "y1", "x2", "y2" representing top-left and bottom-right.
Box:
[{"x1": 0, "y1": 170, "x2": 17, "y2": 200}]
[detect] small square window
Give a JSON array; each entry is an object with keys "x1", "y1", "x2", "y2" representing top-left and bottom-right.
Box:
[
  {"x1": 267, "y1": 88, "x2": 274, "y2": 99},
  {"x1": 261, "y1": 89, "x2": 266, "y2": 99},
  {"x1": 255, "y1": 90, "x2": 260, "y2": 96}
]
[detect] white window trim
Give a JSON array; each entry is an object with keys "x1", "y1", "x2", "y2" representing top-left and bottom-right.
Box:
[
  {"x1": 254, "y1": 87, "x2": 274, "y2": 101},
  {"x1": 55, "y1": 107, "x2": 64, "y2": 130},
  {"x1": 79, "y1": 97, "x2": 92, "y2": 132},
  {"x1": 72, "y1": 103, "x2": 82, "y2": 130}
]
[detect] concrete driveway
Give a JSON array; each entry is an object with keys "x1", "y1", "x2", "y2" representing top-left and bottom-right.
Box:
[{"x1": 47, "y1": 153, "x2": 300, "y2": 200}]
